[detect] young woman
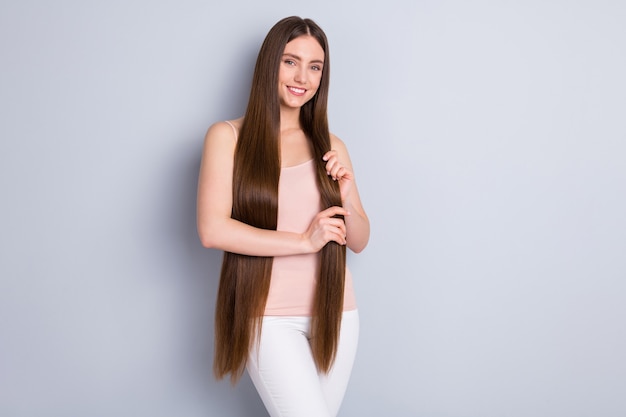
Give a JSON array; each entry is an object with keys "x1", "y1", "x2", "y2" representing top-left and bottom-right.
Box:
[{"x1": 197, "y1": 16, "x2": 370, "y2": 417}]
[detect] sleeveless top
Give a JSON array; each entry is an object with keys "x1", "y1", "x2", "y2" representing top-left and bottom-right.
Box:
[{"x1": 224, "y1": 121, "x2": 357, "y2": 317}]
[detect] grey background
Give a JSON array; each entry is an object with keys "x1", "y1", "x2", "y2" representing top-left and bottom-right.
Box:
[{"x1": 1, "y1": 1, "x2": 625, "y2": 416}]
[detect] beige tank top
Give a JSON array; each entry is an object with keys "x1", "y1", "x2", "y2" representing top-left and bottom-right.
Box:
[
  {"x1": 265, "y1": 159, "x2": 357, "y2": 316},
  {"x1": 224, "y1": 121, "x2": 357, "y2": 316}
]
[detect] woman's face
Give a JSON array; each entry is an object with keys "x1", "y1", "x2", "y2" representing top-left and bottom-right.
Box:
[{"x1": 277, "y1": 35, "x2": 325, "y2": 110}]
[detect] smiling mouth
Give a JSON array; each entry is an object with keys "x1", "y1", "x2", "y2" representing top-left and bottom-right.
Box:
[{"x1": 287, "y1": 86, "x2": 306, "y2": 95}]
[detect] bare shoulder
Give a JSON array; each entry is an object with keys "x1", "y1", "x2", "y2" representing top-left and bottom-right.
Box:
[
  {"x1": 205, "y1": 117, "x2": 243, "y2": 144},
  {"x1": 330, "y1": 132, "x2": 352, "y2": 155},
  {"x1": 229, "y1": 116, "x2": 244, "y2": 131},
  {"x1": 329, "y1": 132, "x2": 355, "y2": 168}
]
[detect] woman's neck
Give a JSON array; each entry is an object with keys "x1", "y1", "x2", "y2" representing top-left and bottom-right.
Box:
[{"x1": 279, "y1": 106, "x2": 301, "y2": 131}]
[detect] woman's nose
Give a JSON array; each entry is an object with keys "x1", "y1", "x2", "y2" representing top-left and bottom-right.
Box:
[{"x1": 294, "y1": 67, "x2": 307, "y2": 84}]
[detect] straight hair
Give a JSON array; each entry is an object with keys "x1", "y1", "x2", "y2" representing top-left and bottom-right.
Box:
[{"x1": 213, "y1": 16, "x2": 346, "y2": 383}]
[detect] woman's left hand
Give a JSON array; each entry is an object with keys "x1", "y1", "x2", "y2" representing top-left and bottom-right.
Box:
[
  {"x1": 322, "y1": 136, "x2": 370, "y2": 253},
  {"x1": 323, "y1": 150, "x2": 353, "y2": 202}
]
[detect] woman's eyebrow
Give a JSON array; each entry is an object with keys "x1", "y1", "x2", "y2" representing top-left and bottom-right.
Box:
[{"x1": 282, "y1": 53, "x2": 324, "y2": 65}]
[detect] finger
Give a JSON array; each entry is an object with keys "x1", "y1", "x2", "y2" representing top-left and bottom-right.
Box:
[
  {"x1": 325, "y1": 225, "x2": 347, "y2": 245},
  {"x1": 314, "y1": 213, "x2": 346, "y2": 234},
  {"x1": 340, "y1": 169, "x2": 355, "y2": 182},
  {"x1": 316, "y1": 216, "x2": 343, "y2": 229},
  {"x1": 320, "y1": 206, "x2": 350, "y2": 218},
  {"x1": 325, "y1": 159, "x2": 338, "y2": 175},
  {"x1": 317, "y1": 217, "x2": 346, "y2": 236},
  {"x1": 327, "y1": 162, "x2": 343, "y2": 180},
  {"x1": 312, "y1": 222, "x2": 346, "y2": 247},
  {"x1": 322, "y1": 150, "x2": 337, "y2": 162},
  {"x1": 326, "y1": 219, "x2": 347, "y2": 235},
  {"x1": 323, "y1": 152, "x2": 339, "y2": 173},
  {"x1": 333, "y1": 166, "x2": 347, "y2": 181}
]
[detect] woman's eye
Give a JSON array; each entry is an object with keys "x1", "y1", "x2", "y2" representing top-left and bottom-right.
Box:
[
  {"x1": 311, "y1": 65, "x2": 321, "y2": 71},
  {"x1": 285, "y1": 60, "x2": 295, "y2": 66}
]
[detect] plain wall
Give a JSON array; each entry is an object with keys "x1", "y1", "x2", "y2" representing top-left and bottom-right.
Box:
[{"x1": 1, "y1": 1, "x2": 625, "y2": 416}]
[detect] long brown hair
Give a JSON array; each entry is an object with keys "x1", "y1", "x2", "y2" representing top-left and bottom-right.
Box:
[{"x1": 213, "y1": 16, "x2": 346, "y2": 383}]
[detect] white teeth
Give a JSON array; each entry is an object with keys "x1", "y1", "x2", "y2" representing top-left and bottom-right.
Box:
[{"x1": 289, "y1": 87, "x2": 305, "y2": 94}]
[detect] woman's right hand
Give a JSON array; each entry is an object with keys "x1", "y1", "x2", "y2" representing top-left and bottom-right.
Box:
[{"x1": 302, "y1": 206, "x2": 350, "y2": 252}]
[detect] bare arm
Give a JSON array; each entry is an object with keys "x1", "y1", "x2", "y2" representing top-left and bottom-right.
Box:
[
  {"x1": 196, "y1": 121, "x2": 348, "y2": 256},
  {"x1": 325, "y1": 134, "x2": 370, "y2": 253}
]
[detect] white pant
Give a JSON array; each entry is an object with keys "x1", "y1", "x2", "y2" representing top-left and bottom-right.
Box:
[{"x1": 246, "y1": 310, "x2": 359, "y2": 417}]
